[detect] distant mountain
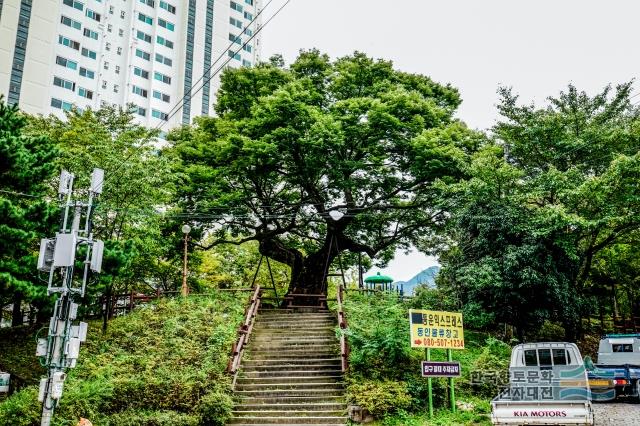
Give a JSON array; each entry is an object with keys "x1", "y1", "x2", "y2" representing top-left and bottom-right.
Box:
[{"x1": 395, "y1": 266, "x2": 440, "y2": 296}]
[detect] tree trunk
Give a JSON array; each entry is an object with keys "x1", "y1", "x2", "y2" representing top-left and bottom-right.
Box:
[{"x1": 11, "y1": 293, "x2": 23, "y2": 327}]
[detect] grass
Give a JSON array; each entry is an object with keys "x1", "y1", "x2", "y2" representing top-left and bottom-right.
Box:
[{"x1": 0, "y1": 292, "x2": 246, "y2": 426}]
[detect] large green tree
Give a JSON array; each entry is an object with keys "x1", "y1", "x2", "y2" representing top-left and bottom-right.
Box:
[
  {"x1": 438, "y1": 83, "x2": 640, "y2": 338},
  {"x1": 171, "y1": 51, "x2": 481, "y2": 299},
  {"x1": 0, "y1": 97, "x2": 57, "y2": 325}
]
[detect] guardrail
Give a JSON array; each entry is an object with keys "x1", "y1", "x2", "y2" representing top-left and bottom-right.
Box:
[
  {"x1": 336, "y1": 284, "x2": 349, "y2": 373},
  {"x1": 227, "y1": 286, "x2": 262, "y2": 387}
]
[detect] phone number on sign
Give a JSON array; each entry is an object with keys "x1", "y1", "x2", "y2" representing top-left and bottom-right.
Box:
[{"x1": 416, "y1": 338, "x2": 464, "y2": 348}]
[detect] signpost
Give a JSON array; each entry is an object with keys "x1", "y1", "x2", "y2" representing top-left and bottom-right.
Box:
[{"x1": 410, "y1": 309, "x2": 464, "y2": 418}]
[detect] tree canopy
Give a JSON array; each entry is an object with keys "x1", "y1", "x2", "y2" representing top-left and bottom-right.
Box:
[
  {"x1": 170, "y1": 50, "x2": 483, "y2": 297},
  {"x1": 437, "y1": 83, "x2": 640, "y2": 338}
]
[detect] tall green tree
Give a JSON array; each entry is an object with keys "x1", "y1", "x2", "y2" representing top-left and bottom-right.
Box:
[
  {"x1": 27, "y1": 106, "x2": 175, "y2": 325},
  {"x1": 170, "y1": 50, "x2": 482, "y2": 298},
  {"x1": 438, "y1": 83, "x2": 640, "y2": 339},
  {"x1": 0, "y1": 97, "x2": 57, "y2": 325}
]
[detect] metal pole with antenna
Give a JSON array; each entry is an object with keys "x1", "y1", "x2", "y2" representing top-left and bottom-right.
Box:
[{"x1": 37, "y1": 169, "x2": 105, "y2": 426}]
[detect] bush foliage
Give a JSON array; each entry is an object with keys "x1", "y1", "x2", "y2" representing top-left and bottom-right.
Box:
[{"x1": 0, "y1": 293, "x2": 245, "y2": 425}]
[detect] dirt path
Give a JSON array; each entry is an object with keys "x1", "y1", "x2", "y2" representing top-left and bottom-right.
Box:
[{"x1": 593, "y1": 400, "x2": 640, "y2": 425}]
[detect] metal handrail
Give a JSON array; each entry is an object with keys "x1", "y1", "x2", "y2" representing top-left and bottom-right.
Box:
[
  {"x1": 336, "y1": 284, "x2": 349, "y2": 373},
  {"x1": 227, "y1": 286, "x2": 261, "y2": 387}
]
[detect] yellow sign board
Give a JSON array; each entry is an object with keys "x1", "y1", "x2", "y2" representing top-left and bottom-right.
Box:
[{"x1": 409, "y1": 309, "x2": 464, "y2": 349}]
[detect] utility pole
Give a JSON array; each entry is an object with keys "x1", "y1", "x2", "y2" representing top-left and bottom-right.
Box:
[
  {"x1": 36, "y1": 169, "x2": 104, "y2": 426},
  {"x1": 181, "y1": 224, "x2": 191, "y2": 297}
]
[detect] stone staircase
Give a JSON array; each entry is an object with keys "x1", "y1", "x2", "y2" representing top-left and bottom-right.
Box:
[{"x1": 227, "y1": 309, "x2": 348, "y2": 425}]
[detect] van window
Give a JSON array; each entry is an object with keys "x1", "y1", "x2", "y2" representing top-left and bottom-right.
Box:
[
  {"x1": 538, "y1": 349, "x2": 552, "y2": 366},
  {"x1": 612, "y1": 344, "x2": 633, "y2": 352},
  {"x1": 552, "y1": 349, "x2": 567, "y2": 365},
  {"x1": 524, "y1": 350, "x2": 538, "y2": 366}
]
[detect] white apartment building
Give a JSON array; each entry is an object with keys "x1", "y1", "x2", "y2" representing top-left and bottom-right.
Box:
[{"x1": 0, "y1": 0, "x2": 261, "y2": 128}]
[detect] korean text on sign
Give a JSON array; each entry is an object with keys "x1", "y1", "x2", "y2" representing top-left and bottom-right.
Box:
[{"x1": 409, "y1": 309, "x2": 464, "y2": 349}]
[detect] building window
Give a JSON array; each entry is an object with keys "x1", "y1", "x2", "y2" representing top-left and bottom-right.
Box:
[
  {"x1": 105, "y1": 42, "x2": 111, "y2": 51},
  {"x1": 81, "y1": 47, "x2": 97, "y2": 59},
  {"x1": 113, "y1": 84, "x2": 119, "y2": 93},
  {"x1": 53, "y1": 76, "x2": 76, "y2": 91},
  {"x1": 117, "y1": 47, "x2": 122, "y2": 55},
  {"x1": 62, "y1": 0, "x2": 84, "y2": 11},
  {"x1": 158, "y1": 18, "x2": 175, "y2": 31},
  {"x1": 242, "y1": 59, "x2": 251, "y2": 67},
  {"x1": 120, "y1": 10, "x2": 125, "y2": 18},
  {"x1": 156, "y1": 35, "x2": 173, "y2": 49},
  {"x1": 101, "y1": 80, "x2": 107, "y2": 89},
  {"x1": 78, "y1": 87, "x2": 93, "y2": 99},
  {"x1": 139, "y1": 0, "x2": 154, "y2": 6},
  {"x1": 152, "y1": 109, "x2": 168, "y2": 120},
  {"x1": 160, "y1": 1, "x2": 176, "y2": 13},
  {"x1": 136, "y1": 106, "x2": 146, "y2": 116},
  {"x1": 83, "y1": 28, "x2": 98, "y2": 40},
  {"x1": 134, "y1": 67, "x2": 149, "y2": 79},
  {"x1": 243, "y1": 44, "x2": 251, "y2": 53},
  {"x1": 138, "y1": 12, "x2": 153, "y2": 25},
  {"x1": 51, "y1": 98, "x2": 73, "y2": 111},
  {"x1": 79, "y1": 67, "x2": 95, "y2": 79},
  {"x1": 245, "y1": 0, "x2": 253, "y2": 4},
  {"x1": 58, "y1": 35, "x2": 80, "y2": 50},
  {"x1": 115, "y1": 65, "x2": 120, "y2": 74},
  {"x1": 136, "y1": 30, "x2": 151, "y2": 43},
  {"x1": 154, "y1": 71, "x2": 171, "y2": 84},
  {"x1": 244, "y1": 11, "x2": 252, "y2": 20},
  {"x1": 244, "y1": 27, "x2": 253, "y2": 36},
  {"x1": 155, "y1": 53, "x2": 172, "y2": 66},
  {"x1": 153, "y1": 90, "x2": 170, "y2": 102},
  {"x1": 230, "y1": 1, "x2": 243, "y2": 12},
  {"x1": 56, "y1": 56, "x2": 78, "y2": 70},
  {"x1": 103, "y1": 61, "x2": 109, "y2": 70},
  {"x1": 229, "y1": 16, "x2": 242, "y2": 29},
  {"x1": 135, "y1": 49, "x2": 151, "y2": 61},
  {"x1": 107, "y1": 24, "x2": 112, "y2": 32},
  {"x1": 61, "y1": 15, "x2": 82, "y2": 30},
  {"x1": 228, "y1": 50, "x2": 240, "y2": 60},
  {"x1": 118, "y1": 28, "x2": 124, "y2": 37},
  {"x1": 85, "y1": 9, "x2": 101, "y2": 21},
  {"x1": 229, "y1": 33, "x2": 241, "y2": 44},
  {"x1": 132, "y1": 85, "x2": 148, "y2": 98},
  {"x1": 109, "y1": 5, "x2": 114, "y2": 13}
]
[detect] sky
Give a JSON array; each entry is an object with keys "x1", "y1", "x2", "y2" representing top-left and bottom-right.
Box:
[{"x1": 259, "y1": 0, "x2": 640, "y2": 281}]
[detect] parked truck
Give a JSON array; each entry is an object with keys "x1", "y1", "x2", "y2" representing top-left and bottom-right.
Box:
[
  {"x1": 586, "y1": 333, "x2": 640, "y2": 401},
  {"x1": 491, "y1": 342, "x2": 594, "y2": 425}
]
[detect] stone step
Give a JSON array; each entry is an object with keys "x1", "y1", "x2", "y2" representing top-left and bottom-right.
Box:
[
  {"x1": 237, "y1": 376, "x2": 343, "y2": 384},
  {"x1": 242, "y1": 364, "x2": 342, "y2": 372},
  {"x1": 248, "y1": 342, "x2": 339, "y2": 350},
  {"x1": 232, "y1": 410, "x2": 346, "y2": 417},
  {"x1": 227, "y1": 416, "x2": 348, "y2": 424},
  {"x1": 236, "y1": 396, "x2": 345, "y2": 404},
  {"x1": 255, "y1": 320, "x2": 336, "y2": 327},
  {"x1": 236, "y1": 383, "x2": 344, "y2": 391},
  {"x1": 242, "y1": 358, "x2": 341, "y2": 367},
  {"x1": 251, "y1": 334, "x2": 336, "y2": 341},
  {"x1": 241, "y1": 369, "x2": 342, "y2": 377},
  {"x1": 258, "y1": 313, "x2": 336, "y2": 319},
  {"x1": 235, "y1": 389, "x2": 344, "y2": 398},
  {"x1": 248, "y1": 351, "x2": 339, "y2": 359},
  {"x1": 234, "y1": 403, "x2": 346, "y2": 411}
]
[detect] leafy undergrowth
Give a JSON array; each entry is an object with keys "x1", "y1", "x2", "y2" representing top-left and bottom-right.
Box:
[
  {"x1": 0, "y1": 324, "x2": 46, "y2": 384},
  {"x1": 340, "y1": 291, "x2": 510, "y2": 424},
  {"x1": 0, "y1": 293, "x2": 245, "y2": 426}
]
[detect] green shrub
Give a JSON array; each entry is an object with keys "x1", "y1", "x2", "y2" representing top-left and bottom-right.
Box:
[
  {"x1": 0, "y1": 293, "x2": 245, "y2": 426},
  {"x1": 534, "y1": 320, "x2": 565, "y2": 341},
  {"x1": 197, "y1": 388, "x2": 234, "y2": 426},
  {"x1": 0, "y1": 387, "x2": 41, "y2": 426},
  {"x1": 346, "y1": 377, "x2": 411, "y2": 418},
  {"x1": 461, "y1": 337, "x2": 511, "y2": 398},
  {"x1": 344, "y1": 292, "x2": 414, "y2": 379},
  {"x1": 100, "y1": 410, "x2": 200, "y2": 426}
]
